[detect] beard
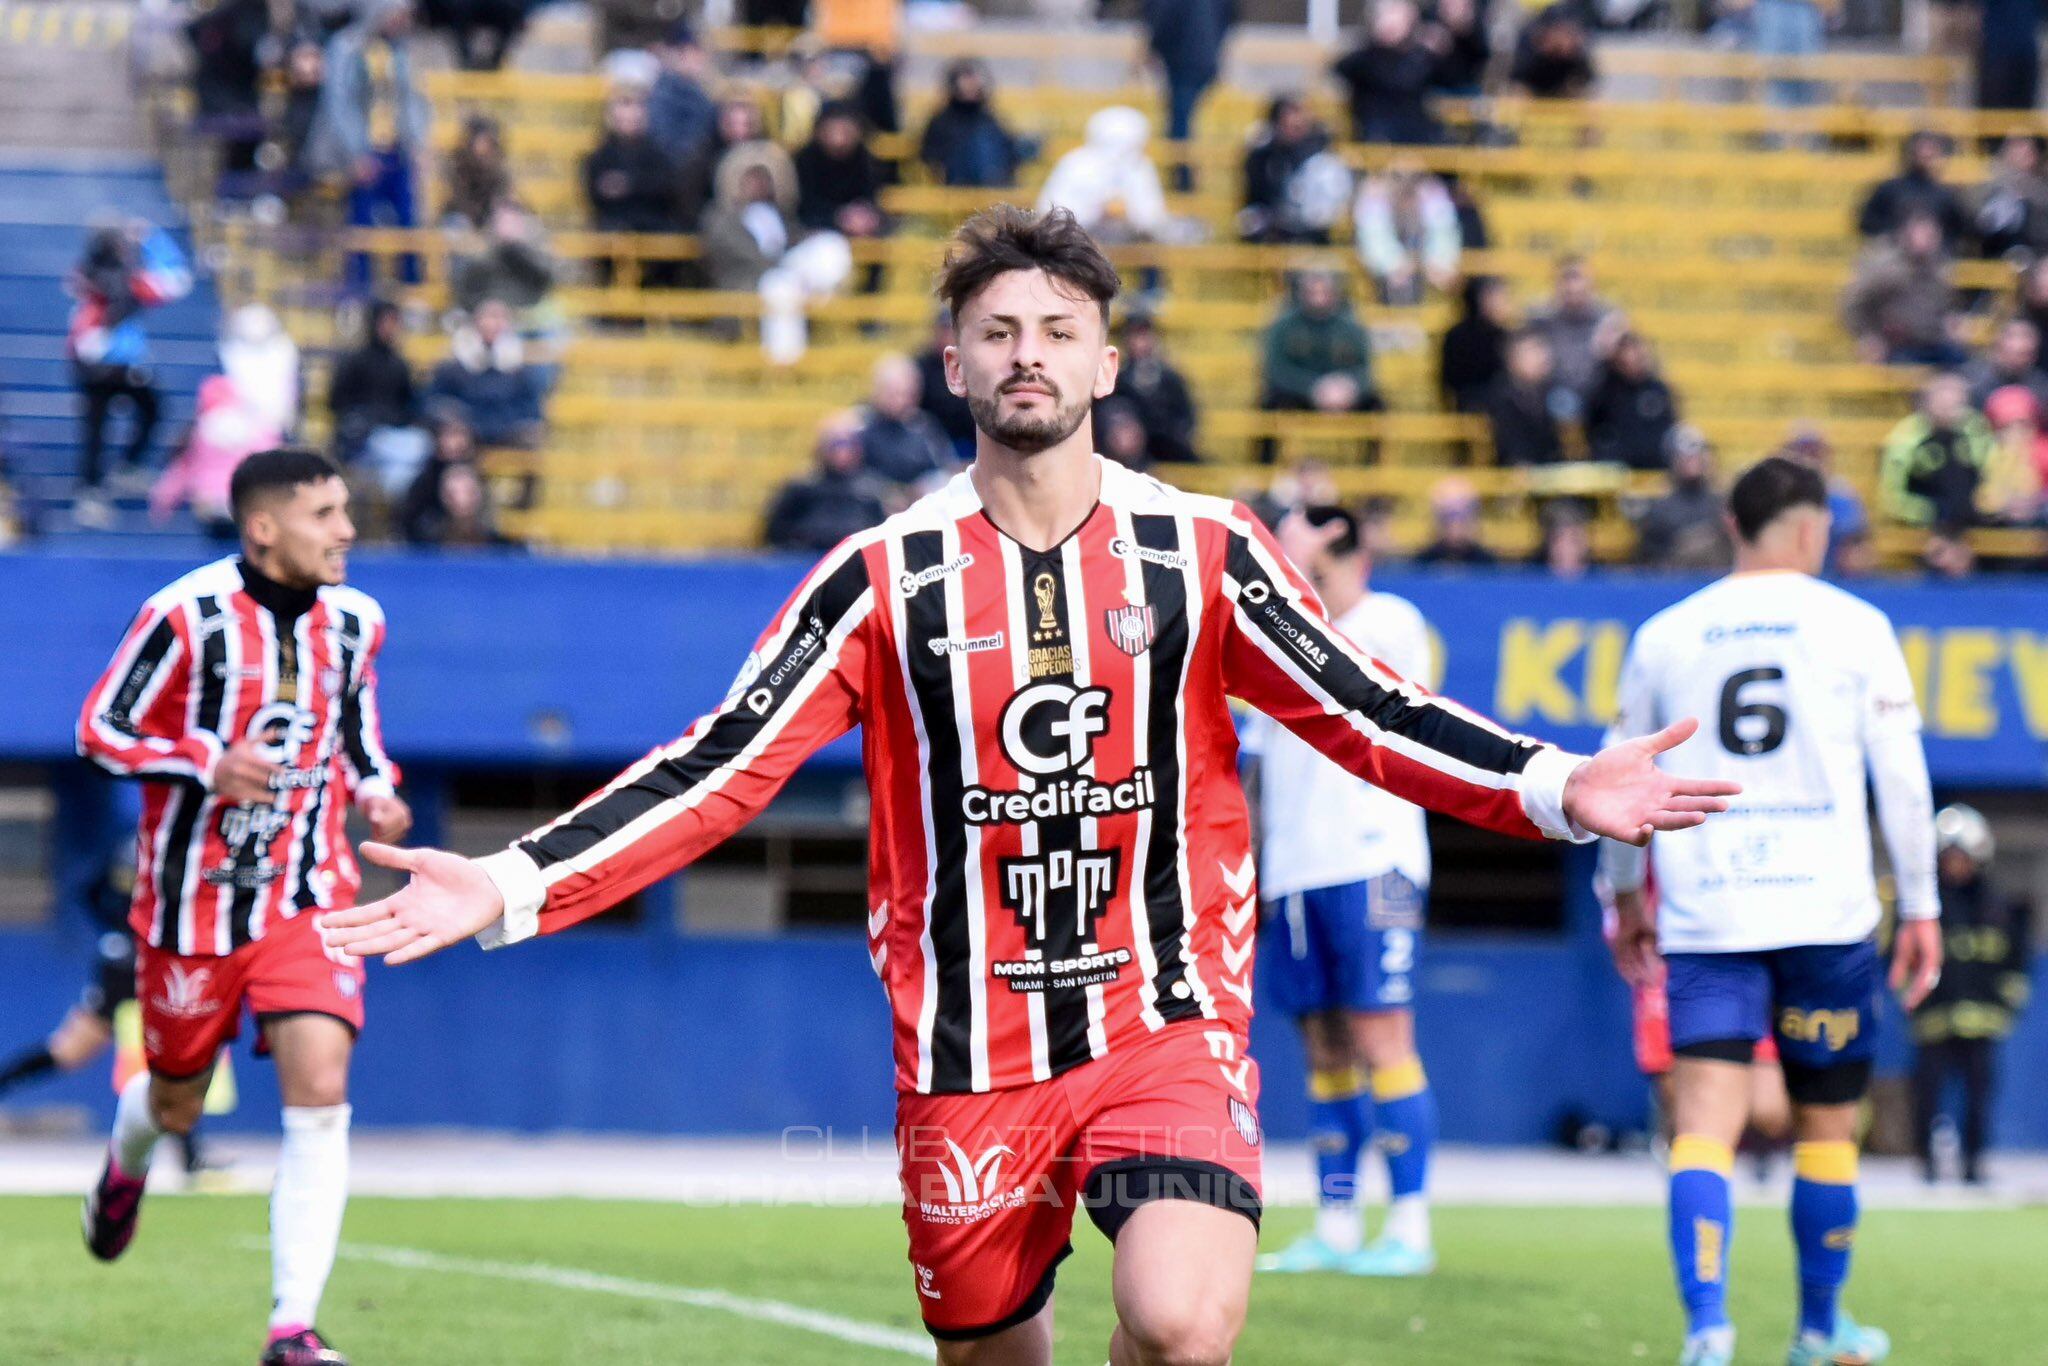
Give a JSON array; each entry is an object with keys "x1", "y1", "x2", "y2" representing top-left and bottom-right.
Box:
[{"x1": 968, "y1": 376, "x2": 1091, "y2": 454}]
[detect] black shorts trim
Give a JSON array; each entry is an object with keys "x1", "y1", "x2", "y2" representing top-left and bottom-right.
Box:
[
  {"x1": 1783, "y1": 1058, "x2": 1872, "y2": 1106},
  {"x1": 923, "y1": 1242, "x2": 1070, "y2": 1342},
  {"x1": 1674, "y1": 1036, "x2": 1757, "y2": 1065},
  {"x1": 253, "y1": 1010, "x2": 361, "y2": 1056},
  {"x1": 1081, "y1": 1157, "x2": 1263, "y2": 1242}
]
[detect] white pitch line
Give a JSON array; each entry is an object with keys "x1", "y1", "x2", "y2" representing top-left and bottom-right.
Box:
[{"x1": 233, "y1": 1238, "x2": 935, "y2": 1360}]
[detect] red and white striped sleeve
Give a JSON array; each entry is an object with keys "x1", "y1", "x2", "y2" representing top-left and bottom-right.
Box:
[
  {"x1": 474, "y1": 539, "x2": 879, "y2": 947},
  {"x1": 1216, "y1": 506, "x2": 1589, "y2": 842},
  {"x1": 76, "y1": 599, "x2": 221, "y2": 785}
]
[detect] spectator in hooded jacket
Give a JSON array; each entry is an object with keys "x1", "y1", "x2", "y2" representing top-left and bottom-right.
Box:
[
  {"x1": 1858, "y1": 130, "x2": 1968, "y2": 247},
  {"x1": 1632, "y1": 426, "x2": 1732, "y2": 570},
  {"x1": 68, "y1": 220, "x2": 192, "y2": 493},
  {"x1": 1509, "y1": 7, "x2": 1595, "y2": 98},
  {"x1": 1259, "y1": 270, "x2": 1378, "y2": 415},
  {"x1": 766, "y1": 411, "x2": 890, "y2": 550},
  {"x1": 427, "y1": 298, "x2": 546, "y2": 448},
  {"x1": 918, "y1": 60, "x2": 1029, "y2": 188},
  {"x1": 1112, "y1": 311, "x2": 1200, "y2": 464},
  {"x1": 1585, "y1": 329, "x2": 1680, "y2": 469},
  {"x1": 1485, "y1": 329, "x2": 1566, "y2": 466},
  {"x1": 795, "y1": 101, "x2": 891, "y2": 247},
  {"x1": 149, "y1": 375, "x2": 281, "y2": 534},
  {"x1": 1036, "y1": 106, "x2": 1174, "y2": 245},
  {"x1": 442, "y1": 114, "x2": 513, "y2": 229},
  {"x1": 330, "y1": 298, "x2": 429, "y2": 491},
  {"x1": 1333, "y1": 0, "x2": 1443, "y2": 145},
  {"x1": 1239, "y1": 95, "x2": 1338, "y2": 245},
  {"x1": 679, "y1": 100, "x2": 774, "y2": 232},
  {"x1": 584, "y1": 91, "x2": 680, "y2": 234},
  {"x1": 1440, "y1": 275, "x2": 1513, "y2": 412},
  {"x1": 702, "y1": 148, "x2": 852, "y2": 363}
]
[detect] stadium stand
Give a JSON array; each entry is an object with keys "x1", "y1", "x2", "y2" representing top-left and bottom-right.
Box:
[{"x1": 0, "y1": 159, "x2": 221, "y2": 543}]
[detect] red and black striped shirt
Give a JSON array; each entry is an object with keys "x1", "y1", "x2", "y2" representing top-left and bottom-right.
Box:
[
  {"x1": 478, "y1": 460, "x2": 1585, "y2": 1094},
  {"x1": 78, "y1": 557, "x2": 398, "y2": 955}
]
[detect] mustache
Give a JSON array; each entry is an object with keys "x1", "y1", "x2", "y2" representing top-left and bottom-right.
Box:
[{"x1": 999, "y1": 374, "x2": 1059, "y2": 396}]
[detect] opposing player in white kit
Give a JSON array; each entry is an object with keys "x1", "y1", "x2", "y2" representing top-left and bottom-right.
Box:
[
  {"x1": 1601, "y1": 457, "x2": 1942, "y2": 1366},
  {"x1": 1246, "y1": 506, "x2": 1440, "y2": 1277}
]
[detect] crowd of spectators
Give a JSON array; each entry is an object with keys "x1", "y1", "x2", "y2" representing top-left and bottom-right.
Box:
[{"x1": 60, "y1": 0, "x2": 2026, "y2": 575}]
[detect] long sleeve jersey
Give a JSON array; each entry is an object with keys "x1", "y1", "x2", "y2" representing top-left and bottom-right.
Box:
[
  {"x1": 78, "y1": 557, "x2": 398, "y2": 955},
  {"x1": 477, "y1": 459, "x2": 1588, "y2": 1094}
]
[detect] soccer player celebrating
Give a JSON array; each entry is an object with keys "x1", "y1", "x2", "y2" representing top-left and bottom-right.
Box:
[
  {"x1": 1602, "y1": 456, "x2": 1942, "y2": 1366},
  {"x1": 1244, "y1": 504, "x2": 1441, "y2": 1277},
  {"x1": 322, "y1": 207, "x2": 1735, "y2": 1366},
  {"x1": 76, "y1": 449, "x2": 408, "y2": 1366}
]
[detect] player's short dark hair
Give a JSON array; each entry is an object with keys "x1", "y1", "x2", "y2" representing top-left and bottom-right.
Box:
[
  {"x1": 935, "y1": 205, "x2": 1121, "y2": 327},
  {"x1": 230, "y1": 448, "x2": 343, "y2": 525},
  {"x1": 1728, "y1": 455, "x2": 1827, "y2": 542},
  {"x1": 1303, "y1": 504, "x2": 1363, "y2": 557}
]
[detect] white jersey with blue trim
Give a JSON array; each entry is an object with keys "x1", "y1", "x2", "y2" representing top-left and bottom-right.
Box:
[
  {"x1": 1247, "y1": 589, "x2": 1433, "y2": 899},
  {"x1": 1604, "y1": 570, "x2": 1937, "y2": 954}
]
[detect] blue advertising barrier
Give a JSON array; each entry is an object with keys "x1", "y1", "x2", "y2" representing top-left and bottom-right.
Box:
[
  {"x1": 5, "y1": 551, "x2": 2044, "y2": 1142},
  {"x1": 9, "y1": 552, "x2": 2047, "y2": 782}
]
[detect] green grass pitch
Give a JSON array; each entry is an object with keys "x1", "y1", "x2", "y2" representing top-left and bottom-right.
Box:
[{"x1": 3, "y1": 1195, "x2": 2041, "y2": 1363}]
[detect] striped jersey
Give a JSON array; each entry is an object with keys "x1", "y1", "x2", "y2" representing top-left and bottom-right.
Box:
[
  {"x1": 477, "y1": 459, "x2": 1587, "y2": 1094},
  {"x1": 78, "y1": 557, "x2": 398, "y2": 956}
]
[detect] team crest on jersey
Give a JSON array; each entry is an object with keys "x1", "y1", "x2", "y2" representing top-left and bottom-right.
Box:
[{"x1": 1102, "y1": 605, "x2": 1157, "y2": 657}]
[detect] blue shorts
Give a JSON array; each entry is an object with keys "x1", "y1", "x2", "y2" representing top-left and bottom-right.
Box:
[
  {"x1": 1664, "y1": 941, "x2": 1880, "y2": 1090},
  {"x1": 1258, "y1": 873, "x2": 1425, "y2": 1017}
]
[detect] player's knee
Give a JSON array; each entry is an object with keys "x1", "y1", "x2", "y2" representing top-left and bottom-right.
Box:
[
  {"x1": 148, "y1": 1082, "x2": 204, "y2": 1134},
  {"x1": 1120, "y1": 1295, "x2": 1240, "y2": 1365},
  {"x1": 286, "y1": 1066, "x2": 349, "y2": 1110}
]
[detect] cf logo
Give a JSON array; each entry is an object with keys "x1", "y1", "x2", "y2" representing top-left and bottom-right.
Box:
[
  {"x1": 999, "y1": 682, "x2": 1110, "y2": 777},
  {"x1": 247, "y1": 702, "x2": 315, "y2": 764}
]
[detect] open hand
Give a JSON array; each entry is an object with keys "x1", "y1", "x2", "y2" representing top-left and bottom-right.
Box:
[
  {"x1": 1563, "y1": 718, "x2": 1740, "y2": 845},
  {"x1": 318, "y1": 842, "x2": 505, "y2": 966}
]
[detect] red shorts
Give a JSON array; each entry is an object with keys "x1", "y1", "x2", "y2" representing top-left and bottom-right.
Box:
[
  {"x1": 897, "y1": 1020, "x2": 1264, "y2": 1340},
  {"x1": 135, "y1": 907, "x2": 365, "y2": 1079},
  {"x1": 1633, "y1": 979, "x2": 1775, "y2": 1076}
]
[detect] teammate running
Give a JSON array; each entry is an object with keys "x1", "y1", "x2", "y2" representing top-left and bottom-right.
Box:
[
  {"x1": 1245, "y1": 504, "x2": 1441, "y2": 1277},
  {"x1": 322, "y1": 207, "x2": 1737, "y2": 1366},
  {"x1": 76, "y1": 449, "x2": 409, "y2": 1366},
  {"x1": 1602, "y1": 456, "x2": 1942, "y2": 1366}
]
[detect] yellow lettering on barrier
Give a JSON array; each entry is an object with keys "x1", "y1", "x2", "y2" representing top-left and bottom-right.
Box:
[
  {"x1": 1496, "y1": 619, "x2": 1583, "y2": 726},
  {"x1": 1934, "y1": 630, "x2": 2002, "y2": 740},
  {"x1": 2010, "y1": 632, "x2": 2048, "y2": 738},
  {"x1": 1583, "y1": 622, "x2": 1628, "y2": 727}
]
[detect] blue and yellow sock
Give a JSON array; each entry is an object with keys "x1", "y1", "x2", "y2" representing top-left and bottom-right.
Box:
[
  {"x1": 1791, "y1": 1141, "x2": 1859, "y2": 1339},
  {"x1": 1307, "y1": 1066, "x2": 1372, "y2": 1209},
  {"x1": 1370, "y1": 1057, "x2": 1436, "y2": 1204},
  {"x1": 1669, "y1": 1135, "x2": 1735, "y2": 1336}
]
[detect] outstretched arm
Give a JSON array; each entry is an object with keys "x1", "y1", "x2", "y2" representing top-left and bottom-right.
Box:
[
  {"x1": 321, "y1": 543, "x2": 878, "y2": 963},
  {"x1": 1220, "y1": 508, "x2": 1736, "y2": 844}
]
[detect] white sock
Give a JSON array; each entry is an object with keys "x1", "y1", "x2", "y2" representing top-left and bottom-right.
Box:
[
  {"x1": 270, "y1": 1104, "x2": 351, "y2": 1332},
  {"x1": 1383, "y1": 1193, "x2": 1431, "y2": 1250},
  {"x1": 111, "y1": 1071, "x2": 164, "y2": 1178},
  {"x1": 1316, "y1": 1201, "x2": 1364, "y2": 1254}
]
